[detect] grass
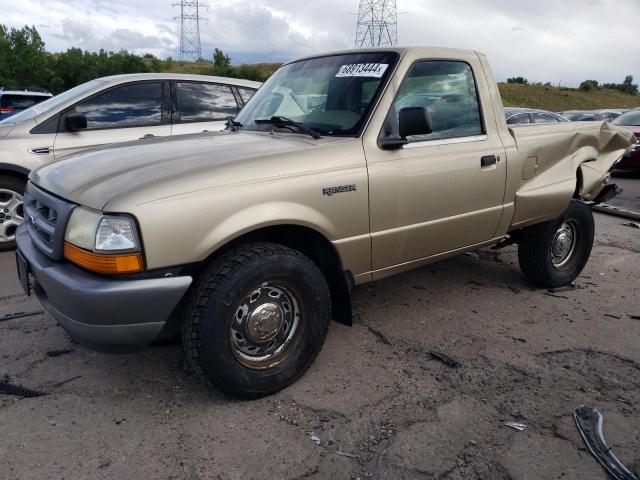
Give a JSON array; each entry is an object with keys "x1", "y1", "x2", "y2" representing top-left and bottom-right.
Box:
[{"x1": 498, "y1": 83, "x2": 640, "y2": 111}]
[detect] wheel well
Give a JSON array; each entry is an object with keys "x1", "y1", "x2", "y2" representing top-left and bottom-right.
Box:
[
  {"x1": 201, "y1": 225, "x2": 353, "y2": 326},
  {"x1": 0, "y1": 168, "x2": 29, "y2": 184}
]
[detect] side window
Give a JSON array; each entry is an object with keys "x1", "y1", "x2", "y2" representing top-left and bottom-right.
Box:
[
  {"x1": 236, "y1": 87, "x2": 257, "y2": 104},
  {"x1": 390, "y1": 60, "x2": 483, "y2": 142},
  {"x1": 532, "y1": 112, "x2": 558, "y2": 123},
  {"x1": 507, "y1": 113, "x2": 531, "y2": 125},
  {"x1": 176, "y1": 82, "x2": 238, "y2": 122},
  {"x1": 73, "y1": 82, "x2": 163, "y2": 130}
]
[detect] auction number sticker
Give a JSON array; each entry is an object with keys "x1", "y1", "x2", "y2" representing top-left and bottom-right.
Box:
[{"x1": 335, "y1": 63, "x2": 389, "y2": 78}]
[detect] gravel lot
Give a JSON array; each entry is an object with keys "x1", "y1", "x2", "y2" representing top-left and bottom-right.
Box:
[{"x1": 0, "y1": 211, "x2": 638, "y2": 480}]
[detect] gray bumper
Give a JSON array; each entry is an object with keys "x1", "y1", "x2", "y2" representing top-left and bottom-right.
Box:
[{"x1": 16, "y1": 226, "x2": 192, "y2": 352}]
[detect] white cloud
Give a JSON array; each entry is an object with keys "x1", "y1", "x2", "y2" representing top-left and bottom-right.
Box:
[{"x1": 1, "y1": 0, "x2": 639, "y2": 86}]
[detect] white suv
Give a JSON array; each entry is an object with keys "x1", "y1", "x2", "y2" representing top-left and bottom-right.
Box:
[{"x1": 0, "y1": 73, "x2": 260, "y2": 249}]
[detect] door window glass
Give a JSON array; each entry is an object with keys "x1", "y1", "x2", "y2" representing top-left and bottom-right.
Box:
[
  {"x1": 73, "y1": 82, "x2": 163, "y2": 130},
  {"x1": 390, "y1": 60, "x2": 483, "y2": 142},
  {"x1": 236, "y1": 87, "x2": 257, "y2": 104},
  {"x1": 177, "y1": 82, "x2": 239, "y2": 122}
]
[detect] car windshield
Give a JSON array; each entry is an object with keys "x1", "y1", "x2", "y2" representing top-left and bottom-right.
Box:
[
  {"x1": 612, "y1": 110, "x2": 640, "y2": 126},
  {"x1": 235, "y1": 52, "x2": 398, "y2": 136},
  {"x1": 0, "y1": 79, "x2": 106, "y2": 125}
]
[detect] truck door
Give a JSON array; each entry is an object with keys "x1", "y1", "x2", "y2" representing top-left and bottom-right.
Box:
[{"x1": 365, "y1": 59, "x2": 507, "y2": 273}]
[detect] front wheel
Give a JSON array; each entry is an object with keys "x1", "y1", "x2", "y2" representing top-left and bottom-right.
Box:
[
  {"x1": 0, "y1": 176, "x2": 26, "y2": 252},
  {"x1": 518, "y1": 200, "x2": 595, "y2": 288},
  {"x1": 181, "y1": 242, "x2": 330, "y2": 398}
]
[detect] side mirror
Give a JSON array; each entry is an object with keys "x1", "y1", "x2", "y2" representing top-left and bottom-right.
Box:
[
  {"x1": 379, "y1": 107, "x2": 433, "y2": 150},
  {"x1": 399, "y1": 107, "x2": 433, "y2": 138},
  {"x1": 65, "y1": 112, "x2": 87, "y2": 132}
]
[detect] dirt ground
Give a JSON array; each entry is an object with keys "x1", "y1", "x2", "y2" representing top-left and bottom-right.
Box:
[{"x1": 0, "y1": 211, "x2": 638, "y2": 480}]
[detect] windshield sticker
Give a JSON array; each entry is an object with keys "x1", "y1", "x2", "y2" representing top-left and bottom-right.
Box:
[{"x1": 335, "y1": 63, "x2": 389, "y2": 78}]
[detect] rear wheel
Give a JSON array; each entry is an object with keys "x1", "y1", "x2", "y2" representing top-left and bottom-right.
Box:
[
  {"x1": 181, "y1": 242, "x2": 330, "y2": 398},
  {"x1": 518, "y1": 200, "x2": 594, "y2": 288},
  {"x1": 0, "y1": 176, "x2": 26, "y2": 251}
]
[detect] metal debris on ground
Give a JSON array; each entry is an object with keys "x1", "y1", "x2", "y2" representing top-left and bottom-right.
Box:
[
  {"x1": 0, "y1": 311, "x2": 44, "y2": 323},
  {"x1": 622, "y1": 222, "x2": 640, "y2": 229},
  {"x1": 504, "y1": 421, "x2": 527, "y2": 432},
  {"x1": 0, "y1": 378, "x2": 47, "y2": 398},
  {"x1": 574, "y1": 406, "x2": 639, "y2": 480},
  {"x1": 629, "y1": 315, "x2": 640, "y2": 321},
  {"x1": 509, "y1": 286, "x2": 521, "y2": 294},
  {"x1": 544, "y1": 292, "x2": 569, "y2": 300},
  {"x1": 335, "y1": 450, "x2": 360, "y2": 459},
  {"x1": 46, "y1": 349, "x2": 74, "y2": 357},
  {"x1": 429, "y1": 350, "x2": 461, "y2": 368},
  {"x1": 605, "y1": 314, "x2": 622, "y2": 320},
  {"x1": 53, "y1": 375, "x2": 83, "y2": 388},
  {"x1": 464, "y1": 251, "x2": 480, "y2": 259},
  {"x1": 548, "y1": 283, "x2": 585, "y2": 293},
  {"x1": 310, "y1": 435, "x2": 321, "y2": 445}
]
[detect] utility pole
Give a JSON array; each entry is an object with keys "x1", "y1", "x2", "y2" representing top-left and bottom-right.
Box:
[
  {"x1": 172, "y1": 1, "x2": 207, "y2": 61},
  {"x1": 355, "y1": 0, "x2": 398, "y2": 48}
]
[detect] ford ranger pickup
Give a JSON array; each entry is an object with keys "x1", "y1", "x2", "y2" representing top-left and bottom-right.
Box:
[{"x1": 15, "y1": 47, "x2": 635, "y2": 398}]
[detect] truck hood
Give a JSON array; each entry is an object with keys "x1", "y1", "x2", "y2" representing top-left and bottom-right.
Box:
[{"x1": 31, "y1": 131, "x2": 349, "y2": 210}]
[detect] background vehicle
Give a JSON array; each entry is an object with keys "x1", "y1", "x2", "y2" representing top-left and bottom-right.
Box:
[
  {"x1": 0, "y1": 73, "x2": 261, "y2": 250},
  {"x1": 0, "y1": 89, "x2": 52, "y2": 120},
  {"x1": 598, "y1": 109, "x2": 628, "y2": 121},
  {"x1": 560, "y1": 110, "x2": 608, "y2": 121},
  {"x1": 16, "y1": 47, "x2": 634, "y2": 398},
  {"x1": 505, "y1": 107, "x2": 569, "y2": 125},
  {"x1": 612, "y1": 109, "x2": 640, "y2": 170}
]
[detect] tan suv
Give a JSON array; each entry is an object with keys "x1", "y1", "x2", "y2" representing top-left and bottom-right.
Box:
[
  {"x1": 15, "y1": 47, "x2": 634, "y2": 398},
  {"x1": 0, "y1": 73, "x2": 260, "y2": 250}
]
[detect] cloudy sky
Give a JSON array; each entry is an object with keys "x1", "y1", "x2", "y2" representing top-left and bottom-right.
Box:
[{"x1": 2, "y1": 0, "x2": 639, "y2": 86}]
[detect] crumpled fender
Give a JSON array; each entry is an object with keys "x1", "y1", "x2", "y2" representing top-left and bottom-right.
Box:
[{"x1": 510, "y1": 122, "x2": 635, "y2": 228}]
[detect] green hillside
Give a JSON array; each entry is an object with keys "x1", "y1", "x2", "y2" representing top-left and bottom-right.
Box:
[{"x1": 498, "y1": 83, "x2": 640, "y2": 111}]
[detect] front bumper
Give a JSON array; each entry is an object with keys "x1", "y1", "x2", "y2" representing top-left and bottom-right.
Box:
[{"x1": 16, "y1": 225, "x2": 192, "y2": 352}]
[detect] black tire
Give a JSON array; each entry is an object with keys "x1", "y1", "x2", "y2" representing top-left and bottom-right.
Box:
[
  {"x1": 0, "y1": 175, "x2": 26, "y2": 252},
  {"x1": 181, "y1": 242, "x2": 330, "y2": 399},
  {"x1": 518, "y1": 200, "x2": 594, "y2": 288}
]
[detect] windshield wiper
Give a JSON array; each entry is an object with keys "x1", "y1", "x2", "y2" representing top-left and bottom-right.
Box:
[{"x1": 254, "y1": 116, "x2": 322, "y2": 139}]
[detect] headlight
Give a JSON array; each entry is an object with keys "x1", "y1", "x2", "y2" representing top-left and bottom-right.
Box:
[{"x1": 64, "y1": 207, "x2": 144, "y2": 274}]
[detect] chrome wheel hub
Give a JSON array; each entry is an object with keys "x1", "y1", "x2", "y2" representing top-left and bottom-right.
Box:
[
  {"x1": 230, "y1": 283, "x2": 301, "y2": 368},
  {"x1": 0, "y1": 188, "x2": 24, "y2": 244},
  {"x1": 551, "y1": 220, "x2": 577, "y2": 267}
]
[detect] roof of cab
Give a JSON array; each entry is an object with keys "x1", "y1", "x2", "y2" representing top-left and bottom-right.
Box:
[{"x1": 284, "y1": 46, "x2": 484, "y2": 65}]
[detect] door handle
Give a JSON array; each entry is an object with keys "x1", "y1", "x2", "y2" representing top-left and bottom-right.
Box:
[
  {"x1": 481, "y1": 155, "x2": 498, "y2": 167},
  {"x1": 140, "y1": 134, "x2": 155, "y2": 139}
]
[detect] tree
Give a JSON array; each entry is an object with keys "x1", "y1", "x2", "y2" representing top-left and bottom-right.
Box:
[
  {"x1": 507, "y1": 76, "x2": 529, "y2": 85},
  {"x1": 622, "y1": 75, "x2": 638, "y2": 96},
  {"x1": 211, "y1": 48, "x2": 232, "y2": 77},
  {"x1": 579, "y1": 80, "x2": 599, "y2": 91},
  {"x1": 0, "y1": 25, "x2": 47, "y2": 90}
]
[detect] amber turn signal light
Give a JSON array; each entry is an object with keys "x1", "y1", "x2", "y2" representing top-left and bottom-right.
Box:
[{"x1": 64, "y1": 242, "x2": 144, "y2": 274}]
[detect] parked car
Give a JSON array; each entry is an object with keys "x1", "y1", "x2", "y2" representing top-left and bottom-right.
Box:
[
  {"x1": 597, "y1": 109, "x2": 628, "y2": 121},
  {"x1": 505, "y1": 107, "x2": 569, "y2": 125},
  {"x1": 0, "y1": 89, "x2": 52, "y2": 120},
  {"x1": 15, "y1": 47, "x2": 634, "y2": 398},
  {"x1": 612, "y1": 109, "x2": 640, "y2": 170},
  {"x1": 0, "y1": 73, "x2": 261, "y2": 250},
  {"x1": 560, "y1": 110, "x2": 608, "y2": 122}
]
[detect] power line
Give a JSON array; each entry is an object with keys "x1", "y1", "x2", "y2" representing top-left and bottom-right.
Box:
[
  {"x1": 355, "y1": 0, "x2": 398, "y2": 48},
  {"x1": 172, "y1": 0, "x2": 208, "y2": 61}
]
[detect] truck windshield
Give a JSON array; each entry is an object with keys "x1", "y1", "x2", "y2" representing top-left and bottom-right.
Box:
[
  {"x1": 0, "y1": 79, "x2": 106, "y2": 125},
  {"x1": 235, "y1": 52, "x2": 398, "y2": 137}
]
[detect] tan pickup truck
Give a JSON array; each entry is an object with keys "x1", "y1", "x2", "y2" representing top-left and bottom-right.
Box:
[{"x1": 15, "y1": 47, "x2": 634, "y2": 398}]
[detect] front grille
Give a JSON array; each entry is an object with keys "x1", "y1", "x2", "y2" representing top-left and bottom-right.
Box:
[{"x1": 24, "y1": 182, "x2": 76, "y2": 260}]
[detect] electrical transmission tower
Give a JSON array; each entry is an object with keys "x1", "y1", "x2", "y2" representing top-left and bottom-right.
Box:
[
  {"x1": 354, "y1": 0, "x2": 398, "y2": 48},
  {"x1": 173, "y1": 1, "x2": 207, "y2": 61}
]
